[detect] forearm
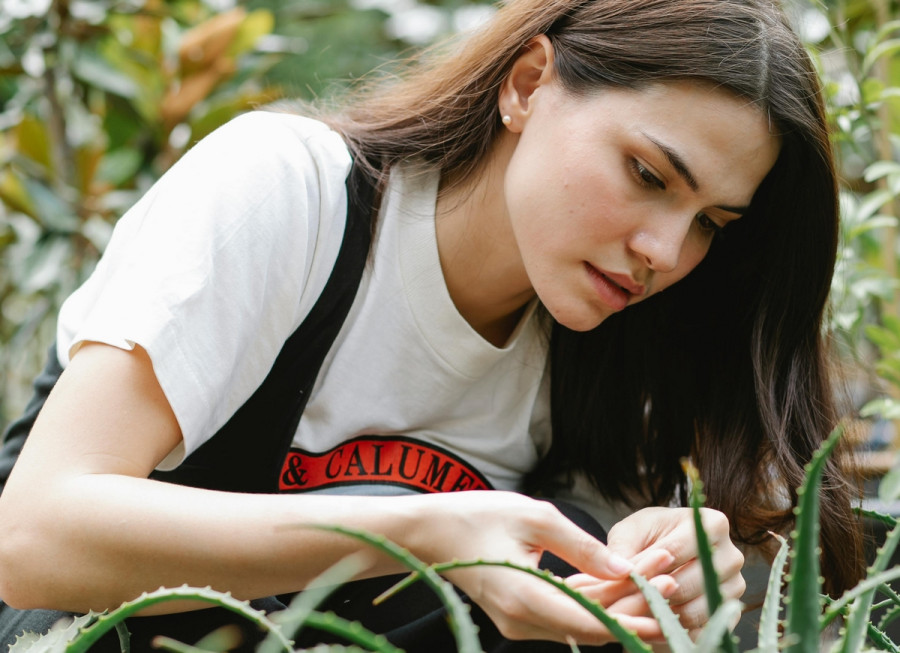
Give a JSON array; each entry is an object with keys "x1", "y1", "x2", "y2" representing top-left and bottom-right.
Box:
[{"x1": 0, "y1": 473, "x2": 417, "y2": 613}]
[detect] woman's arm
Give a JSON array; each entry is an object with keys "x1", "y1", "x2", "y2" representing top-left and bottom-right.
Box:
[{"x1": 0, "y1": 342, "x2": 665, "y2": 645}]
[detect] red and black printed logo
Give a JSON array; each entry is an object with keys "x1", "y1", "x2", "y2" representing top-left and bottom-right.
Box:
[{"x1": 279, "y1": 435, "x2": 493, "y2": 494}]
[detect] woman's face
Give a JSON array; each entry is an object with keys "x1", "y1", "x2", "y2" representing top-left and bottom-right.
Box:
[{"x1": 503, "y1": 80, "x2": 780, "y2": 332}]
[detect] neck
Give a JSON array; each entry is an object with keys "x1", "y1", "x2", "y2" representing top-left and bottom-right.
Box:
[{"x1": 434, "y1": 133, "x2": 535, "y2": 347}]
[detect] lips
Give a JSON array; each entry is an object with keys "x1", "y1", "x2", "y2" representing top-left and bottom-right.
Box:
[
  {"x1": 599, "y1": 269, "x2": 646, "y2": 296},
  {"x1": 584, "y1": 263, "x2": 645, "y2": 311}
]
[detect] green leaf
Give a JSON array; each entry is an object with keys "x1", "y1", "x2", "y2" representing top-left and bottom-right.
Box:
[
  {"x1": 259, "y1": 554, "x2": 372, "y2": 653},
  {"x1": 855, "y1": 508, "x2": 898, "y2": 529},
  {"x1": 883, "y1": 314, "x2": 900, "y2": 336},
  {"x1": 72, "y1": 48, "x2": 139, "y2": 99},
  {"x1": 856, "y1": 189, "x2": 894, "y2": 221},
  {"x1": 682, "y1": 460, "x2": 738, "y2": 653},
  {"x1": 837, "y1": 519, "x2": 900, "y2": 652},
  {"x1": 865, "y1": 324, "x2": 900, "y2": 352},
  {"x1": 307, "y1": 525, "x2": 481, "y2": 653},
  {"x1": 881, "y1": 464, "x2": 900, "y2": 502},
  {"x1": 68, "y1": 585, "x2": 293, "y2": 652},
  {"x1": 96, "y1": 148, "x2": 143, "y2": 186},
  {"x1": 152, "y1": 635, "x2": 216, "y2": 652},
  {"x1": 19, "y1": 236, "x2": 71, "y2": 293},
  {"x1": 876, "y1": 20, "x2": 900, "y2": 42},
  {"x1": 227, "y1": 9, "x2": 275, "y2": 58},
  {"x1": 822, "y1": 567, "x2": 900, "y2": 627},
  {"x1": 821, "y1": 595, "x2": 900, "y2": 653},
  {"x1": 694, "y1": 600, "x2": 742, "y2": 653},
  {"x1": 440, "y1": 559, "x2": 654, "y2": 653},
  {"x1": 784, "y1": 426, "x2": 843, "y2": 653},
  {"x1": 758, "y1": 533, "x2": 790, "y2": 652},
  {"x1": 847, "y1": 215, "x2": 898, "y2": 240},
  {"x1": 300, "y1": 612, "x2": 406, "y2": 653},
  {"x1": 7, "y1": 613, "x2": 99, "y2": 652},
  {"x1": 864, "y1": 39, "x2": 900, "y2": 76},
  {"x1": 21, "y1": 178, "x2": 78, "y2": 232},
  {"x1": 880, "y1": 605, "x2": 900, "y2": 632},
  {"x1": 629, "y1": 573, "x2": 694, "y2": 653},
  {"x1": 865, "y1": 161, "x2": 900, "y2": 183}
]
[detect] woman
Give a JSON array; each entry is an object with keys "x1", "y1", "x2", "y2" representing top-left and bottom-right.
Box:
[{"x1": 0, "y1": 0, "x2": 863, "y2": 650}]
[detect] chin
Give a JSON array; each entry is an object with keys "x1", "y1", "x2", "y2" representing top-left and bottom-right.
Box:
[{"x1": 547, "y1": 304, "x2": 612, "y2": 332}]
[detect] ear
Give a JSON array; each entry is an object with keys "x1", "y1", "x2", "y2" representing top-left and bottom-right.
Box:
[{"x1": 498, "y1": 34, "x2": 555, "y2": 132}]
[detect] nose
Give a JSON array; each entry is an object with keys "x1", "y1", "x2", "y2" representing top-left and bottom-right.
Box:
[{"x1": 627, "y1": 213, "x2": 695, "y2": 273}]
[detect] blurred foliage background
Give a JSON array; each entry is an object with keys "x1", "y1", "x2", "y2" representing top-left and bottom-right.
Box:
[{"x1": 1, "y1": 0, "x2": 900, "y2": 489}]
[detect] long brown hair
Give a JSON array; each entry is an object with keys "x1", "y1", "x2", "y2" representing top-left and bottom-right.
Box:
[{"x1": 312, "y1": 0, "x2": 863, "y2": 595}]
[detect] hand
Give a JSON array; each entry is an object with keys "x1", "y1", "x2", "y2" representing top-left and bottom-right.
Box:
[
  {"x1": 404, "y1": 491, "x2": 677, "y2": 644},
  {"x1": 604, "y1": 507, "x2": 746, "y2": 638}
]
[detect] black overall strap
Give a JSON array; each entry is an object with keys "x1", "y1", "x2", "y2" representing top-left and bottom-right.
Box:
[{"x1": 0, "y1": 161, "x2": 376, "y2": 495}]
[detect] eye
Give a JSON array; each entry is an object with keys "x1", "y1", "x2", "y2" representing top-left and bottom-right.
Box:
[
  {"x1": 696, "y1": 212, "x2": 724, "y2": 238},
  {"x1": 629, "y1": 159, "x2": 666, "y2": 190}
]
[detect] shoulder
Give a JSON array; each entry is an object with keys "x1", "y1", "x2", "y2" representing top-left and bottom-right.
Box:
[{"x1": 175, "y1": 111, "x2": 352, "y2": 196}]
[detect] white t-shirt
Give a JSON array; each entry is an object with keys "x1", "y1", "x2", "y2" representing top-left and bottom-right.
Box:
[
  {"x1": 56, "y1": 111, "x2": 633, "y2": 526},
  {"x1": 57, "y1": 111, "x2": 550, "y2": 485}
]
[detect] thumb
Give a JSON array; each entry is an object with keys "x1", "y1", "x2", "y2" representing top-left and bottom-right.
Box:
[{"x1": 538, "y1": 512, "x2": 634, "y2": 580}]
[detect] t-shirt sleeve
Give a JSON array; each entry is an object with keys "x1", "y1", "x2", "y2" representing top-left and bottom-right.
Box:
[{"x1": 56, "y1": 111, "x2": 352, "y2": 467}]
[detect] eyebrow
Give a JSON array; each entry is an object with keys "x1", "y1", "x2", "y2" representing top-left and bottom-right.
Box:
[{"x1": 641, "y1": 132, "x2": 750, "y2": 216}]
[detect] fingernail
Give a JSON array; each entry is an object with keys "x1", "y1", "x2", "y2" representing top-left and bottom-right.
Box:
[
  {"x1": 650, "y1": 577, "x2": 679, "y2": 599},
  {"x1": 656, "y1": 550, "x2": 676, "y2": 572},
  {"x1": 609, "y1": 554, "x2": 634, "y2": 575},
  {"x1": 661, "y1": 582, "x2": 679, "y2": 599}
]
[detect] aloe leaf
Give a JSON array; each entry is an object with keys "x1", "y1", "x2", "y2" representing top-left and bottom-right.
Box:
[
  {"x1": 294, "y1": 646, "x2": 371, "y2": 652},
  {"x1": 441, "y1": 559, "x2": 654, "y2": 653},
  {"x1": 822, "y1": 567, "x2": 900, "y2": 627},
  {"x1": 114, "y1": 621, "x2": 131, "y2": 652},
  {"x1": 784, "y1": 425, "x2": 843, "y2": 653},
  {"x1": 629, "y1": 573, "x2": 695, "y2": 653},
  {"x1": 308, "y1": 525, "x2": 481, "y2": 653},
  {"x1": 150, "y1": 637, "x2": 211, "y2": 653},
  {"x1": 758, "y1": 533, "x2": 790, "y2": 652},
  {"x1": 67, "y1": 585, "x2": 293, "y2": 653},
  {"x1": 682, "y1": 460, "x2": 738, "y2": 653},
  {"x1": 260, "y1": 554, "x2": 370, "y2": 653},
  {"x1": 301, "y1": 611, "x2": 405, "y2": 652},
  {"x1": 881, "y1": 605, "x2": 900, "y2": 631},
  {"x1": 839, "y1": 520, "x2": 900, "y2": 652},
  {"x1": 822, "y1": 595, "x2": 900, "y2": 653},
  {"x1": 373, "y1": 573, "x2": 420, "y2": 605},
  {"x1": 864, "y1": 622, "x2": 900, "y2": 652},
  {"x1": 877, "y1": 583, "x2": 900, "y2": 607},
  {"x1": 854, "y1": 509, "x2": 898, "y2": 529},
  {"x1": 7, "y1": 613, "x2": 99, "y2": 653},
  {"x1": 695, "y1": 600, "x2": 743, "y2": 653}
]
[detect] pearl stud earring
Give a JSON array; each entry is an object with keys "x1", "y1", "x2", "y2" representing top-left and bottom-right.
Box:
[{"x1": 502, "y1": 115, "x2": 512, "y2": 126}]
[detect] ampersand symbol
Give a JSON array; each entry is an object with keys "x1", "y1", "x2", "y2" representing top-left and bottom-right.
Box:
[{"x1": 281, "y1": 454, "x2": 308, "y2": 487}]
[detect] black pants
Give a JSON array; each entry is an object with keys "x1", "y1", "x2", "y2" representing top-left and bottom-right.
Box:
[{"x1": 0, "y1": 501, "x2": 623, "y2": 652}]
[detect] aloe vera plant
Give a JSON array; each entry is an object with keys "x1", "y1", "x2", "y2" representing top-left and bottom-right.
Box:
[{"x1": 10, "y1": 424, "x2": 900, "y2": 652}]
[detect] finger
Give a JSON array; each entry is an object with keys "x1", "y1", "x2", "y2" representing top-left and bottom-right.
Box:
[
  {"x1": 565, "y1": 550, "x2": 679, "y2": 608},
  {"x1": 632, "y1": 548, "x2": 677, "y2": 578},
  {"x1": 671, "y1": 573, "x2": 746, "y2": 631},
  {"x1": 611, "y1": 508, "x2": 736, "y2": 573},
  {"x1": 668, "y1": 552, "x2": 745, "y2": 607},
  {"x1": 581, "y1": 575, "x2": 679, "y2": 614},
  {"x1": 480, "y1": 575, "x2": 644, "y2": 644},
  {"x1": 566, "y1": 548, "x2": 673, "y2": 590},
  {"x1": 605, "y1": 508, "x2": 669, "y2": 558},
  {"x1": 662, "y1": 509, "x2": 735, "y2": 570},
  {"x1": 533, "y1": 504, "x2": 634, "y2": 580}
]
